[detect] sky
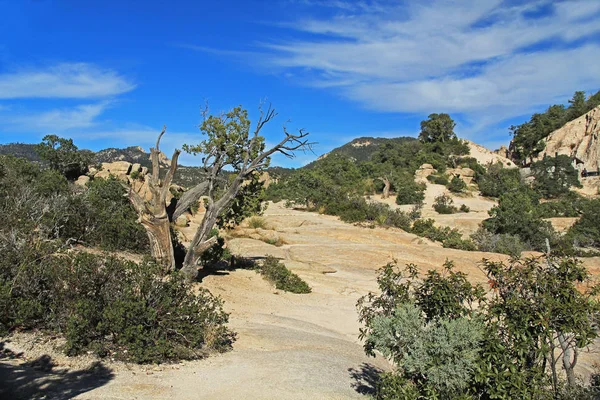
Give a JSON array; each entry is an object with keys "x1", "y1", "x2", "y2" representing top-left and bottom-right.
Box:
[{"x1": 0, "y1": 0, "x2": 599, "y2": 167}]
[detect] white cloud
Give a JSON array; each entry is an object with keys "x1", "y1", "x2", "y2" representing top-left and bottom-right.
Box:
[
  {"x1": 4, "y1": 102, "x2": 110, "y2": 131},
  {"x1": 0, "y1": 63, "x2": 135, "y2": 99},
  {"x1": 248, "y1": 0, "x2": 600, "y2": 139}
]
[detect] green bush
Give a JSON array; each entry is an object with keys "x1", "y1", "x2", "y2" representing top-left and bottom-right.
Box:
[
  {"x1": 258, "y1": 256, "x2": 311, "y2": 294},
  {"x1": 478, "y1": 163, "x2": 521, "y2": 198},
  {"x1": 427, "y1": 173, "x2": 449, "y2": 185},
  {"x1": 433, "y1": 194, "x2": 458, "y2": 214},
  {"x1": 447, "y1": 175, "x2": 467, "y2": 192},
  {"x1": 1, "y1": 251, "x2": 235, "y2": 363},
  {"x1": 537, "y1": 192, "x2": 590, "y2": 218},
  {"x1": 394, "y1": 174, "x2": 426, "y2": 205},
  {"x1": 357, "y1": 257, "x2": 600, "y2": 399},
  {"x1": 567, "y1": 198, "x2": 600, "y2": 248},
  {"x1": 470, "y1": 228, "x2": 525, "y2": 257},
  {"x1": 442, "y1": 234, "x2": 477, "y2": 251},
  {"x1": 459, "y1": 204, "x2": 470, "y2": 213}
]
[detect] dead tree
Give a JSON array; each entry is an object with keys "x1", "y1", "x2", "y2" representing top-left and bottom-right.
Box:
[
  {"x1": 376, "y1": 176, "x2": 391, "y2": 199},
  {"x1": 179, "y1": 105, "x2": 311, "y2": 280},
  {"x1": 127, "y1": 126, "x2": 180, "y2": 271}
]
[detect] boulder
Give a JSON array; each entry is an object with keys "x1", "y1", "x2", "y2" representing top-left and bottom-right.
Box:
[
  {"x1": 415, "y1": 164, "x2": 437, "y2": 182},
  {"x1": 75, "y1": 175, "x2": 90, "y2": 187},
  {"x1": 446, "y1": 167, "x2": 475, "y2": 184},
  {"x1": 100, "y1": 161, "x2": 132, "y2": 175},
  {"x1": 131, "y1": 163, "x2": 142, "y2": 173},
  {"x1": 141, "y1": 166, "x2": 149, "y2": 176},
  {"x1": 175, "y1": 214, "x2": 188, "y2": 227}
]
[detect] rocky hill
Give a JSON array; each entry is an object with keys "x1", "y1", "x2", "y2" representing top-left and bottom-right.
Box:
[{"x1": 534, "y1": 105, "x2": 600, "y2": 172}]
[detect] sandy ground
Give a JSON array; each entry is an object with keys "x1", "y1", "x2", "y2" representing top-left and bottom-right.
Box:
[{"x1": 2, "y1": 202, "x2": 600, "y2": 399}]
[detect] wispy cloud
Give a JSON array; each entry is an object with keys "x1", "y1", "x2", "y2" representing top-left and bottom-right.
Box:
[
  {"x1": 3, "y1": 102, "x2": 111, "y2": 131},
  {"x1": 208, "y1": 0, "x2": 600, "y2": 141},
  {"x1": 0, "y1": 63, "x2": 135, "y2": 99}
]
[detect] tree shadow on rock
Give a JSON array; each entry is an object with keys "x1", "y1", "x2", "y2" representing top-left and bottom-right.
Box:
[
  {"x1": 348, "y1": 363, "x2": 383, "y2": 396},
  {"x1": 0, "y1": 342, "x2": 114, "y2": 400},
  {"x1": 195, "y1": 255, "x2": 271, "y2": 283}
]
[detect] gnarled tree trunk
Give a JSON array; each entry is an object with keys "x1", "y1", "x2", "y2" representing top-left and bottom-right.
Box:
[
  {"x1": 377, "y1": 176, "x2": 391, "y2": 199},
  {"x1": 128, "y1": 126, "x2": 180, "y2": 271}
]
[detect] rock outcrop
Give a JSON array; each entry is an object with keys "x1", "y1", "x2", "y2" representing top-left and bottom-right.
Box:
[
  {"x1": 446, "y1": 166, "x2": 475, "y2": 184},
  {"x1": 464, "y1": 140, "x2": 515, "y2": 168},
  {"x1": 415, "y1": 164, "x2": 436, "y2": 182},
  {"x1": 534, "y1": 106, "x2": 600, "y2": 172}
]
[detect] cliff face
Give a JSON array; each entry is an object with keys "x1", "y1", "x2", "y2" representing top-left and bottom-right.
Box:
[{"x1": 535, "y1": 106, "x2": 600, "y2": 171}]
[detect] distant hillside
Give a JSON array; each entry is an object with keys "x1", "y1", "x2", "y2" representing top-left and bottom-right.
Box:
[
  {"x1": 305, "y1": 136, "x2": 417, "y2": 168},
  {"x1": 0, "y1": 143, "x2": 41, "y2": 162}
]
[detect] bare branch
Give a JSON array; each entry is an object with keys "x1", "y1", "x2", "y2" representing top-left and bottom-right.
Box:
[
  {"x1": 160, "y1": 149, "x2": 181, "y2": 202},
  {"x1": 155, "y1": 125, "x2": 167, "y2": 151}
]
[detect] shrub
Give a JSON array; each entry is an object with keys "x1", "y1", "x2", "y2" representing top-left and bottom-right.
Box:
[
  {"x1": 478, "y1": 163, "x2": 521, "y2": 198},
  {"x1": 1, "y1": 251, "x2": 235, "y2": 363},
  {"x1": 459, "y1": 204, "x2": 470, "y2": 213},
  {"x1": 531, "y1": 155, "x2": 582, "y2": 199},
  {"x1": 386, "y1": 209, "x2": 413, "y2": 231},
  {"x1": 483, "y1": 187, "x2": 555, "y2": 251},
  {"x1": 567, "y1": 198, "x2": 600, "y2": 248},
  {"x1": 433, "y1": 194, "x2": 458, "y2": 214},
  {"x1": 395, "y1": 175, "x2": 426, "y2": 205},
  {"x1": 470, "y1": 228, "x2": 525, "y2": 257},
  {"x1": 537, "y1": 192, "x2": 590, "y2": 218},
  {"x1": 447, "y1": 175, "x2": 467, "y2": 193},
  {"x1": 442, "y1": 234, "x2": 477, "y2": 251},
  {"x1": 247, "y1": 216, "x2": 268, "y2": 229},
  {"x1": 427, "y1": 174, "x2": 449, "y2": 185},
  {"x1": 258, "y1": 256, "x2": 311, "y2": 294}
]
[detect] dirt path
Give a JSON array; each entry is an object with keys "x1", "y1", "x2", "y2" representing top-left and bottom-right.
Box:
[{"x1": 3, "y1": 202, "x2": 599, "y2": 399}]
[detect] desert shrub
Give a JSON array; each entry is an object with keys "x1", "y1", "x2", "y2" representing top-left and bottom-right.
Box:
[
  {"x1": 531, "y1": 155, "x2": 582, "y2": 199},
  {"x1": 386, "y1": 209, "x2": 413, "y2": 231},
  {"x1": 1, "y1": 251, "x2": 235, "y2": 363},
  {"x1": 394, "y1": 174, "x2": 426, "y2": 205},
  {"x1": 358, "y1": 257, "x2": 600, "y2": 399},
  {"x1": 447, "y1": 175, "x2": 467, "y2": 192},
  {"x1": 459, "y1": 204, "x2": 470, "y2": 213},
  {"x1": 567, "y1": 198, "x2": 600, "y2": 248},
  {"x1": 357, "y1": 261, "x2": 485, "y2": 399},
  {"x1": 247, "y1": 216, "x2": 268, "y2": 229},
  {"x1": 427, "y1": 173, "x2": 449, "y2": 185},
  {"x1": 67, "y1": 176, "x2": 150, "y2": 252},
  {"x1": 537, "y1": 192, "x2": 590, "y2": 218},
  {"x1": 433, "y1": 194, "x2": 458, "y2": 214},
  {"x1": 258, "y1": 256, "x2": 311, "y2": 294},
  {"x1": 483, "y1": 187, "x2": 555, "y2": 251},
  {"x1": 478, "y1": 163, "x2": 521, "y2": 198},
  {"x1": 442, "y1": 234, "x2": 477, "y2": 251},
  {"x1": 470, "y1": 227, "x2": 525, "y2": 257}
]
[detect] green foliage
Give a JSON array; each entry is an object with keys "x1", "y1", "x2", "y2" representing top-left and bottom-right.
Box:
[
  {"x1": 35, "y1": 135, "x2": 92, "y2": 180},
  {"x1": 427, "y1": 173, "x2": 449, "y2": 185},
  {"x1": 1, "y1": 249, "x2": 234, "y2": 362},
  {"x1": 258, "y1": 256, "x2": 311, "y2": 294},
  {"x1": 477, "y1": 163, "x2": 522, "y2": 198},
  {"x1": 531, "y1": 155, "x2": 582, "y2": 198},
  {"x1": 419, "y1": 113, "x2": 457, "y2": 143},
  {"x1": 357, "y1": 261, "x2": 485, "y2": 398},
  {"x1": 470, "y1": 227, "x2": 525, "y2": 257},
  {"x1": 459, "y1": 204, "x2": 470, "y2": 213},
  {"x1": 537, "y1": 191, "x2": 590, "y2": 218},
  {"x1": 394, "y1": 173, "x2": 426, "y2": 205},
  {"x1": 411, "y1": 219, "x2": 472, "y2": 250},
  {"x1": 483, "y1": 187, "x2": 555, "y2": 251},
  {"x1": 68, "y1": 177, "x2": 150, "y2": 252},
  {"x1": 217, "y1": 172, "x2": 267, "y2": 229},
  {"x1": 433, "y1": 194, "x2": 458, "y2": 214},
  {"x1": 358, "y1": 257, "x2": 600, "y2": 399},
  {"x1": 448, "y1": 175, "x2": 467, "y2": 193},
  {"x1": 567, "y1": 198, "x2": 600, "y2": 248}
]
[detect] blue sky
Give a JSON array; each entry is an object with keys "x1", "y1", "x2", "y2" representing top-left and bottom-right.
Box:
[{"x1": 0, "y1": 0, "x2": 599, "y2": 167}]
